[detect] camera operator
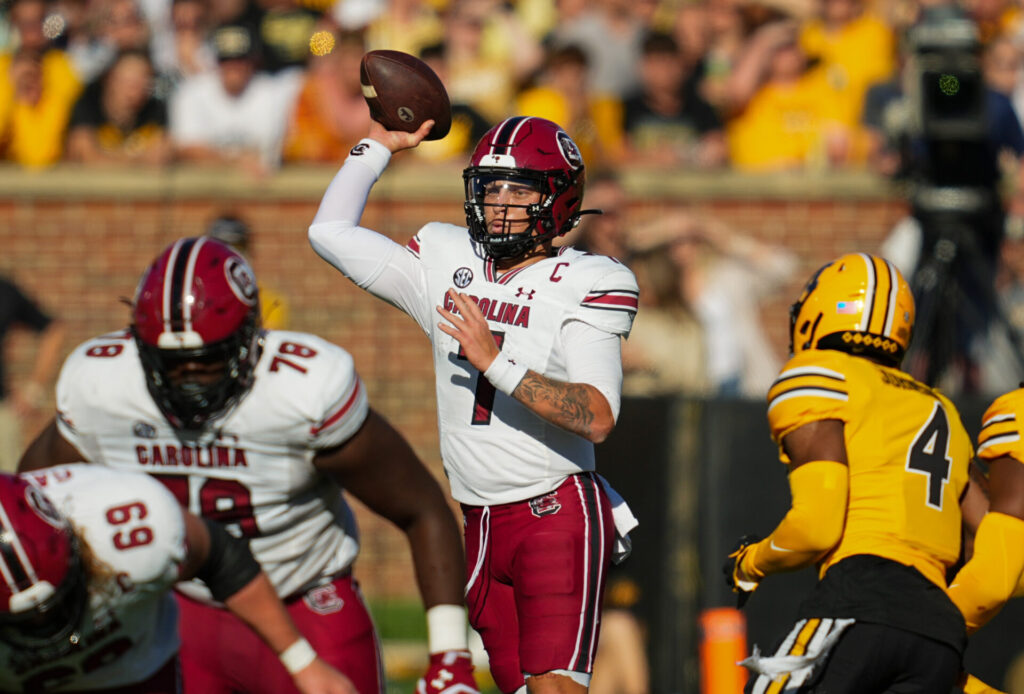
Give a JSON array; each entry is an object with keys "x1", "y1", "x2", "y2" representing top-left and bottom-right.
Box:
[{"x1": 862, "y1": 2, "x2": 1024, "y2": 393}]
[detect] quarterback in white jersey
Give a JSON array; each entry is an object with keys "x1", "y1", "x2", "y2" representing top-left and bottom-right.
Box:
[
  {"x1": 20, "y1": 238, "x2": 476, "y2": 694},
  {"x1": 0, "y1": 465, "x2": 356, "y2": 693},
  {"x1": 309, "y1": 116, "x2": 638, "y2": 694}
]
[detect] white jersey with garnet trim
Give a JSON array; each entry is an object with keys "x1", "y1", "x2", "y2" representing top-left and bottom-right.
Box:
[
  {"x1": 1, "y1": 464, "x2": 184, "y2": 692},
  {"x1": 54, "y1": 330, "x2": 368, "y2": 602},
  {"x1": 386, "y1": 222, "x2": 636, "y2": 506}
]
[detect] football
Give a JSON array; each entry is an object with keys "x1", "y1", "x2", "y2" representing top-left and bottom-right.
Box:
[{"x1": 360, "y1": 50, "x2": 452, "y2": 141}]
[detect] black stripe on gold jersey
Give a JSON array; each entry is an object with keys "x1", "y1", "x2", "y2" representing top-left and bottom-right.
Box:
[
  {"x1": 771, "y1": 367, "x2": 847, "y2": 387},
  {"x1": 980, "y1": 413, "x2": 1016, "y2": 432}
]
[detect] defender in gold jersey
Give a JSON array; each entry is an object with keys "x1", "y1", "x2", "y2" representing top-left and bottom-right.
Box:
[
  {"x1": 948, "y1": 387, "x2": 1024, "y2": 632},
  {"x1": 724, "y1": 253, "x2": 975, "y2": 693}
]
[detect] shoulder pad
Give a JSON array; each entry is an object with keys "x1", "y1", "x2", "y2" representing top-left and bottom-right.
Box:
[
  {"x1": 571, "y1": 257, "x2": 638, "y2": 336},
  {"x1": 977, "y1": 388, "x2": 1024, "y2": 463},
  {"x1": 767, "y1": 350, "x2": 853, "y2": 445},
  {"x1": 259, "y1": 331, "x2": 369, "y2": 447},
  {"x1": 406, "y1": 222, "x2": 466, "y2": 259}
]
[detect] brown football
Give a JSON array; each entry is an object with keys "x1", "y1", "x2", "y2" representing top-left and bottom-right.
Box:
[{"x1": 360, "y1": 50, "x2": 452, "y2": 141}]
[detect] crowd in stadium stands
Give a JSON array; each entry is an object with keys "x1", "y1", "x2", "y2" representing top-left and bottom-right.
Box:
[{"x1": 2, "y1": 0, "x2": 1024, "y2": 174}]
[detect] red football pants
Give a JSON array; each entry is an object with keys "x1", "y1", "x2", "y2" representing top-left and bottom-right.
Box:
[
  {"x1": 176, "y1": 574, "x2": 383, "y2": 694},
  {"x1": 463, "y1": 472, "x2": 614, "y2": 694}
]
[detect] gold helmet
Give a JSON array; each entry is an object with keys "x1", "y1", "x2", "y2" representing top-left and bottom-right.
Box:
[{"x1": 790, "y1": 253, "x2": 915, "y2": 366}]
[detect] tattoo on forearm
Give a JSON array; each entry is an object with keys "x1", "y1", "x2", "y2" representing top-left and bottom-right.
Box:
[{"x1": 514, "y1": 371, "x2": 594, "y2": 437}]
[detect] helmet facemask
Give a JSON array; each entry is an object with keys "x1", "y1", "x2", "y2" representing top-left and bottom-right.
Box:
[
  {"x1": 464, "y1": 167, "x2": 581, "y2": 260},
  {"x1": 0, "y1": 532, "x2": 88, "y2": 658},
  {"x1": 134, "y1": 309, "x2": 261, "y2": 430}
]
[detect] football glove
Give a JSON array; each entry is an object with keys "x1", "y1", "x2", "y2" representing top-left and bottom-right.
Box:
[
  {"x1": 416, "y1": 650, "x2": 479, "y2": 694},
  {"x1": 723, "y1": 534, "x2": 763, "y2": 608}
]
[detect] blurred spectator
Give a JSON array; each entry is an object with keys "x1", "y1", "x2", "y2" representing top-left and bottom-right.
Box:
[
  {"x1": 633, "y1": 212, "x2": 798, "y2": 397},
  {"x1": 971, "y1": 224, "x2": 1024, "y2": 392},
  {"x1": 359, "y1": 0, "x2": 444, "y2": 57},
  {"x1": 547, "y1": 0, "x2": 646, "y2": 99},
  {"x1": 557, "y1": 170, "x2": 629, "y2": 258},
  {"x1": 99, "y1": 0, "x2": 151, "y2": 63},
  {"x1": 0, "y1": 274, "x2": 64, "y2": 473},
  {"x1": 672, "y1": 0, "x2": 713, "y2": 72},
  {"x1": 983, "y1": 34, "x2": 1024, "y2": 124},
  {"x1": 209, "y1": 0, "x2": 263, "y2": 29},
  {"x1": 623, "y1": 31, "x2": 726, "y2": 169},
  {"x1": 50, "y1": 0, "x2": 111, "y2": 84},
  {"x1": 413, "y1": 40, "x2": 491, "y2": 162},
  {"x1": 0, "y1": 0, "x2": 81, "y2": 166},
  {"x1": 725, "y1": 18, "x2": 849, "y2": 171},
  {"x1": 621, "y1": 243, "x2": 709, "y2": 397},
  {"x1": 255, "y1": 0, "x2": 319, "y2": 73},
  {"x1": 61, "y1": 0, "x2": 152, "y2": 85},
  {"x1": 150, "y1": 0, "x2": 216, "y2": 94},
  {"x1": 170, "y1": 22, "x2": 301, "y2": 175},
  {"x1": 206, "y1": 212, "x2": 290, "y2": 329},
  {"x1": 969, "y1": 0, "x2": 1020, "y2": 45},
  {"x1": 677, "y1": 0, "x2": 743, "y2": 111},
  {"x1": 590, "y1": 574, "x2": 650, "y2": 694},
  {"x1": 282, "y1": 27, "x2": 371, "y2": 163},
  {"x1": 0, "y1": 47, "x2": 77, "y2": 166},
  {"x1": 443, "y1": 0, "x2": 541, "y2": 125},
  {"x1": 516, "y1": 43, "x2": 625, "y2": 169},
  {"x1": 798, "y1": 0, "x2": 896, "y2": 157},
  {"x1": 66, "y1": 49, "x2": 171, "y2": 166}
]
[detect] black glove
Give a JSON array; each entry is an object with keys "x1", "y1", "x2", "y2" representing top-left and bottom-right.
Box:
[{"x1": 723, "y1": 534, "x2": 762, "y2": 608}]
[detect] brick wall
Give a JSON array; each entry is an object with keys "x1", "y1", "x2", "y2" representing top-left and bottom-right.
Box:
[{"x1": 0, "y1": 164, "x2": 909, "y2": 602}]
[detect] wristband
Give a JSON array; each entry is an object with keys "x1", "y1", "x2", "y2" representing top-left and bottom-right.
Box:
[
  {"x1": 426, "y1": 604, "x2": 469, "y2": 653},
  {"x1": 346, "y1": 138, "x2": 391, "y2": 178},
  {"x1": 279, "y1": 637, "x2": 317, "y2": 675},
  {"x1": 483, "y1": 354, "x2": 528, "y2": 396}
]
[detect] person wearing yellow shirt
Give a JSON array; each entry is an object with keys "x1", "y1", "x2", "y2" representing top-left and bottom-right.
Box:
[
  {"x1": 727, "y1": 22, "x2": 848, "y2": 171},
  {"x1": 799, "y1": 0, "x2": 895, "y2": 132},
  {"x1": 516, "y1": 44, "x2": 625, "y2": 170},
  {"x1": 0, "y1": 0, "x2": 82, "y2": 167}
]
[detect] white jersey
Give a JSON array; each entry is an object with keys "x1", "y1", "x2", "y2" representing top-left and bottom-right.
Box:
[
  {"x1": 55, "y1": 329, "x2": 369, "y2": 601},
  {"x1": 0, "y1": 464, "x2": 184, "y2": 692},
  {"x1": 311, "y1": 145, "x2": 638, "y2": 506}
]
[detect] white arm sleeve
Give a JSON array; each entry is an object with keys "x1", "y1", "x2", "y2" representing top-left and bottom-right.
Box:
[
  {"x1": 308, "y1": 138, "x2": 431, "y2": 330},
  {"x1": 562, "y1": 320, "x2": 624, "y2": 421}
]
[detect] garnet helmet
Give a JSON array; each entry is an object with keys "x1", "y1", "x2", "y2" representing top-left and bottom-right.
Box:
[
  {"x1": 790, "y1": 253, "x2": 915, "y2": 366},
  {"x1": 0, "y1": 474, "x2": 87, "y2": 656},
  {"x1": 132, "y1": 237, "x2": 262, "y2": 429},
  {"x1": 463, "y1": 116, "x2": 589, "y2": 260}
]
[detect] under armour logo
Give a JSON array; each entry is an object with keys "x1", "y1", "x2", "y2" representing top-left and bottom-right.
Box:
[
  {"x1": 431, "y1": 669, "x2": 454, "y2": 689},
  {"x1": 515, "y1": 288, "x2": 535, "y2": 300},
  {"x1": 349, "y1": 143, "x2": 369, "y2": 156}
]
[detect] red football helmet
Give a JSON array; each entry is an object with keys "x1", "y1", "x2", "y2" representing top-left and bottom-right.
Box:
[
  {"x1": 0, "y1": 474, "x2": 87, "y2": 655},
  {"x1": 132, "y1": 237, "x2": 262, "y2": 429},
  {"x1": 463, "y1": 116, "x2": 590, "y2": 260}
]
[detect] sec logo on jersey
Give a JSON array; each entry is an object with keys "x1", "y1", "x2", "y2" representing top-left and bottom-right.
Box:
[{"x1": 453, "y1": 267, "x2": 473, "y2": 288}]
